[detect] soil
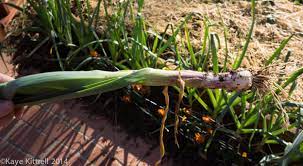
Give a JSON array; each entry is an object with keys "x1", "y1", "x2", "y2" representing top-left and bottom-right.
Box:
[
  {"x1": 88, "y1": 0, "x2": 303, "y2": 100},
  {"x1": 1, "y1": 0, "x2": 303, "y2": 165},
  {"x1": 141, "y1": 0, "x2": 303, "y2": 102},
  {"x1": 5, "y1": 0, "x2": 303, "y2": 102}
]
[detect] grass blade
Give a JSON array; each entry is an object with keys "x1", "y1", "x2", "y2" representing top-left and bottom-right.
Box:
[
  {"x1": 232, "y1": 0, "x2": 256, "y2": 69},
  {"x1": 185, "y1": 26, "x2": 197, "y2": 68},
  {"x1": 265, "y1": 34, "x2": 294, "y2": 66}
]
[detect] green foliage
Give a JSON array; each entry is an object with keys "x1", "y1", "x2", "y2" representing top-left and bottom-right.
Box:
[
  {"x1": 292, "y1": 0, "x2": 303, "y2": 5},
  {"x1": 260, "y1": 131, "x2": 303, "y2": 165},
  {"x1": 26, "y1": 0, "x2": 104, "y2": 70},
  {"x1": 266, "y1": 34, "x2": 294, "y2": 66},
  {"x1": 232, "y1": 0, "x2": 256, "y2": 69},
  {"x1": 10, "y1": 0, "x2": 303, "y2": 164}
]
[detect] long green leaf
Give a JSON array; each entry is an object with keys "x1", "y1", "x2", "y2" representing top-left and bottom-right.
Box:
[
  {"x1": 265, "y1": 34, "x2": 294, "y2": 66},
  {"x1": 232, "y1": 0, "x2": 256, "y2": 69}
]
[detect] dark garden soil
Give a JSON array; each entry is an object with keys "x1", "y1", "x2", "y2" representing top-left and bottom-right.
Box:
[{"x1": 1, "y1": 0, "x2": 303, "y2": 165}]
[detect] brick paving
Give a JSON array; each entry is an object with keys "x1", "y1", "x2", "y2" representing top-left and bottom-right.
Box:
[{"x1": 0, "y1": 100, "x2": 161, "y2": 166}]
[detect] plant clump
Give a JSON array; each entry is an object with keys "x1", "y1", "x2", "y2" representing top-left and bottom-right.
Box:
[{"x1": 1, "y1": 0, "x2": 303, "y2": 165}]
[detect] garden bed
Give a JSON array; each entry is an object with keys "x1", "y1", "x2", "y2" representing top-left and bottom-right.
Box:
[{"x1": 1, "y1": 0, "x2": 303, "y2": 165}]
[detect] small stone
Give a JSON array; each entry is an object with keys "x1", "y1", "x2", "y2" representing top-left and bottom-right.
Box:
[
  {"x1": 261, "y1": 0, "x2": 275, "y2": 6},
  {"x1": 266, "y1": 14, "x2": 276, "y2": 24}
]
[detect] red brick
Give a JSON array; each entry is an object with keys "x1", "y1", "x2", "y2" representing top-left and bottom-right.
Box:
[
  {"x1": 1, "y1": 102, "x2": 157, "y2": 165},
  {"x1": 0, "y1": 137, "x2": 37, "y2": 166},
  {"x1": 45, "y1": 143, "x2": 86, "y2": 166},
  {"x1": 0, "y1": 119, "x2": 88, "y2": 165},
  {"x1": 1, "y1": 120, "x2": 48, "y2": 156}
]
